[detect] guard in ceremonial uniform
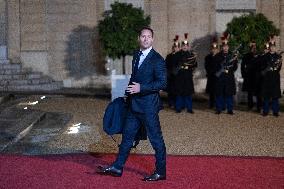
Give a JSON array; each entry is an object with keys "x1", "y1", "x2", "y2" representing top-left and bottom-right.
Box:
[
  {"x1": 174, "y1": 33, "x2": 197, "y2": 113},
  {"x1": 260, "y1": 40, "x2": 282, "y2": 117},
  {"x1": 241, "y1": 41, "x2": 261, "y2": 111},
  {"x1": 205, "y1": 37, "x2": 219, "y2": 108},
  {"x1": 214, "y1": 33, "x2": 238, "y2": 114},
  {"x1": 253, "y1": 42, "x2": 271, "y2": 113},
  {"x1": 165, "y1": 35, "x2": 180, "y2": 108}
]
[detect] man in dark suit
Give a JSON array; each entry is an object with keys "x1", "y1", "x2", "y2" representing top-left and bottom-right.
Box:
[{"x1": 98, "y1": 27, "x2": 167, "y2": 181}]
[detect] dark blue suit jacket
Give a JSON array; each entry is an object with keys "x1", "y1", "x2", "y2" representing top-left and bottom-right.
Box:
[
  {"x1": 103, "y1": 97, "x2": 147, "y2": 146},
  {"x1": 103, "y1": 97, "x2": 127, "y2": 135},
  {"x1": 128, "y1": 48, "x2": 167, "y2": 113}
]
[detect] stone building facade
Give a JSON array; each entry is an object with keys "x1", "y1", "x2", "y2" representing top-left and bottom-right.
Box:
[{"x1": 1, "y1": 0, "x2": 284, "y2": 91}]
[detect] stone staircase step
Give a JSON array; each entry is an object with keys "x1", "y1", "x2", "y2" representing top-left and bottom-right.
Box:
[
  {"x1": 0, "y1": 74, "x2": 25, "y2": 80},
  {"x1": 26, "y1": 72, "x2": 43, "y2": 79},
  {"x1": 0, "y1": 78, "x2": 53, "y2": 86},
  {"x1": 0, "y1": 69, "x2": 22, "y2": 74},
  {"x1": 0, "y1": 63, "x2": 63, "y2": 92},
  {"x1": 0, "y1": 82, "x2": 63, "y2": 92},
  {"x1": 29, "y1": 78, "x2": 53, "y2": 85},
  {"x1": 0, "y1": 67, "x2": 32, "y2": 75},
  {"x1": 0, "y1": 63, "x2": 21, "y2": 70},
  {"x1": 53, "y1": 81, "x2": 64, "y2": 88},
  {"x1": 0, "y1": 72, "x2": 42, "y2": 80}
]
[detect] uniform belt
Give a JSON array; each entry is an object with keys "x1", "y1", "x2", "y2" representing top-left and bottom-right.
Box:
[
  {"x1": 268, "y1": 67, "x2": 278, "y2": 71},
  {"x1": 181, "y1": 66, "x2": 189, "y2": 70}
]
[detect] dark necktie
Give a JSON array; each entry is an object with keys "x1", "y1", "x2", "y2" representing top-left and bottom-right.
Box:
[{"x1": 134, "y1": 51, "x2": 143, "y2": 75}]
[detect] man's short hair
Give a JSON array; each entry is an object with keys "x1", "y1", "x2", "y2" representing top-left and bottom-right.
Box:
[{"x1": 139, "y1": 26, "x2": 154, "y2": 37}]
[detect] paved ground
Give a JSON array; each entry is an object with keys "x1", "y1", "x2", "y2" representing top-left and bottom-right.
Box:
[{"x1": 0, "y1": 95, "x2": 283, "y2": 157}]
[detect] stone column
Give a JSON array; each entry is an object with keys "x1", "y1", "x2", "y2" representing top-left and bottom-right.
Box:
[
  {"x1": 0, "y1": 0, "x2": 9, "y2": 63},
  {"x1": 144, "y1": 0, "x2": 168, "y2": 57},
  {"x1": 281, "y1": 0, "x2": 284, "y2": 50},
  {"x1": 280, "y1": 0, "x2": 284, "y2": 91},
  {"x1": 257, "y1": 0, "x2": 284, "y2": 90},
  {"x1": 0, "y1": 0, "x2": 6, "y2": 45},
  {"x1": 7, "y1": 0, "x2": 21, "y2": 63}
]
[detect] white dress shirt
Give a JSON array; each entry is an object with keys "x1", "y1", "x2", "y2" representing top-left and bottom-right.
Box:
[{"x1": 138, "y1": 46, "x2": 152, "y2": 68}]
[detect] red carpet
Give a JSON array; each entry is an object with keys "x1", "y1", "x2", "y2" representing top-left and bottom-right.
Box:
[{"x1": 0, "y1": 153, "x2": 283, "y2": 189}]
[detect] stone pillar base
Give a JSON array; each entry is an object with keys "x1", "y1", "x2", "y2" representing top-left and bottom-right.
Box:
[
  {"x1": 0, "y1": 46, "x2": 10, "y2": 64},
  {"x1": 0, "y1": 60, "x2": 9, "y2": 64}
]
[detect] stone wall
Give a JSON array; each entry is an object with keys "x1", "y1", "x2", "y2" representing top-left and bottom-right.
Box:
[
  {"x1": 257, "y1": 0, "x2": 284, "y2": 90},
  {"x1": 6, "y1": 0, "x2": 108, "y2": 87},
  {"x1": 216, "y1": 0, "x2": 256, "y2": 10},
  {"x1": 0, "y1": 0, "x2": 6, "y2": 45},
  {"x1": 20, "y1": 0, "x2": 46, "y2": 51},
  {"x1": 19, "y1": 0, "x2": 48, "y2": 74},
  {"x1": 45, "y1": 0, "x2": 108, "y2": 87},
  {"x1": 143, "y1": 0, "x2": 216, "y2": 92},
  {"x1": 4, "y1": 0, "x2": 284, "y2": 91},
  {"x1": 215, "y1": 0, "x2": 256, "y2": 34},
  {"x1": 145, "y1": 0, "x2": 216, "y2": 60},
  {"x1": 281, "y1": 1, "x2": 284, "y2": 51},
  {"x1": 104, "y1": 0, "x2": 144, "y2": 10},
  {"x1": 279, "y1": 0, "x2": 284, "y2": 91},
  {"x1": 7, "y1": 0, "x2": 21, "y2": 63}
]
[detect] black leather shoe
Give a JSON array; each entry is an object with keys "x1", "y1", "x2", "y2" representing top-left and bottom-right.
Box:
[
  {"x1": 143, "y1": 172, "x2": 166, "y2": 181},
  {"x1": 209, "y1": 105, "x2": 214, "y2": 109},
  {"x1": 273, "y1": 113, "x2": 279, "y2": 117},
  {"x1": 227, "y1": 111, "x2": 234, "y2": 115},
  {"x1": 97, "y1": 165, "x2": 122, "y2": 177},
  {"x1": 187, "y1": 110, "x2": 194, "y2": 114},
  {"x1": 262, "y1": 112, "x2": 268, "y2": 117},
  {"x1": 215, "y1": 111, "x2": 221, "y2": 114}
]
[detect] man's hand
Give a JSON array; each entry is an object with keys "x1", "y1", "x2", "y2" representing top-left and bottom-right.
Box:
[{"x1": 126, "y1": 82, "x2": 140, "y2": 94}]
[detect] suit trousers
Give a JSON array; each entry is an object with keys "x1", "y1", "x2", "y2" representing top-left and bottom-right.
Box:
[
  {"x1": 247, "y1": 93, "x2": 262, "y2": 111},
  {"x1": 209, "y1": 93, "x2": 215, "y2": 108},
  {"x1": 216, "y1": 96, "x2": 233, "y2": 112},
  {"x1": 263, "y1": 98, "x2": 279, "y2": 114},
  {"x1": 167, "y1": 93, "x2": 176, "y2": 107},
  {"x1": 175, "y1": 95, "x2": 193, "y2": 112},
  {"x1": 247, "y1": 92, "x2": 254, "y2": 109},
  {"x1": 112, "y1": 109, "x2": 166, "y2": 175}
]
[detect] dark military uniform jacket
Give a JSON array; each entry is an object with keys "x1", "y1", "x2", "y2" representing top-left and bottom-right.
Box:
[
  {"x1": 173, "y1": 50, "x2": 197, "y2": 96},
  {"x1": 214, "y1": 51, "x2": 238, "y2": 96},
  {"x1": 254, "y1": 52, "x2": 269, "y2": 96},
  {"x1": 241, "y1": 52, "x2": 258, "y2": 93},
  {"x1": 260, "y1": 52, "x2": 282, "y2": 99},
  {"x1": 205, "y1": 53, "x2": 218, "y2": 94},
  {"x1": 165, "y1": 52, "x2": 178, "y2": 94}
]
